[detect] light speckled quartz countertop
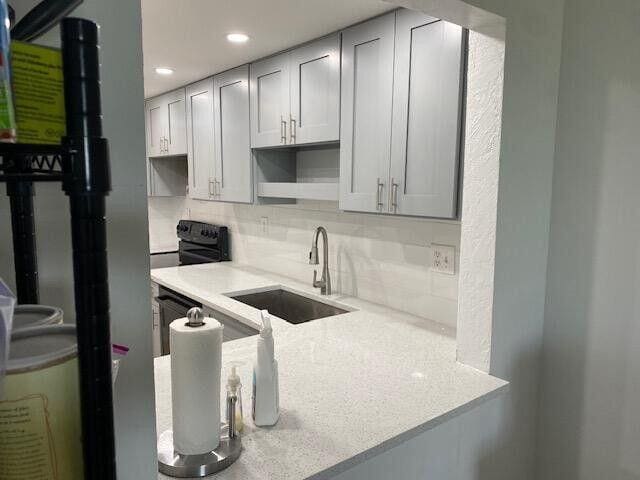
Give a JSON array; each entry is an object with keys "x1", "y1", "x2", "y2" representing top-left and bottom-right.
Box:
[{"x1": 151, "y1": 263, "x2": 507, "y2": 480}]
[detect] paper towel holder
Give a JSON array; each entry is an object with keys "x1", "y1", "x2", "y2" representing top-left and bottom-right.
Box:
[
  {"x1": 159, "y1": 306, "x2": 242, "y2": 477},
  {"x1": 157, "y1": 424, "x2": 242, "y2": 477}
]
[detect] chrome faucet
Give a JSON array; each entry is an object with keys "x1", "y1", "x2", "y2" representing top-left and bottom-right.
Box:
[{"x1": 309, "y1": 226, "x2": 331, "y2": 295}]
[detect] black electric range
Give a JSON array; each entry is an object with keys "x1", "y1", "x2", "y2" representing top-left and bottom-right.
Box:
[{"x1": 176, "y1": 219, "x2": 229, "y2": 265}]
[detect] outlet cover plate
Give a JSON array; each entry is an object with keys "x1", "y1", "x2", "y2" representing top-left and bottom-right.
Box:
[{"x1": 431, "y1": 244, "x2": 455, "y2": 275}]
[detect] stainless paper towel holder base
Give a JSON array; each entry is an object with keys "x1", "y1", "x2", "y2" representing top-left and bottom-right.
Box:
[{"x1": 157, "y1": 426, "x2": 242, "y2": 477}]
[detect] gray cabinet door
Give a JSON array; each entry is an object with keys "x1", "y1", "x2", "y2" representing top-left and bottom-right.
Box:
[
  {"x1": 213, "y1": 65, "x2": 253, "y2": 203},
  {"x1": 250, "y1": 53, "x2": 290, "y2": 148},
  {"x1": 289, "y1": 34, "x2": 341, "y2": 145},
  {"x1": 186, "y1": 78, "x2": 215, "y2": 200},
  {"x1": 146, "y1": 96, "x2": 166, "y2": 157},
  {"x1": 339, "y1": 13, "x2": 395, "y2": 213},
  {"x1": 390, "y1": 10, "x2": 464, "y2": 218},
  {"x1": 165, "y1": 88, "x2": 187, "y2": 156}
]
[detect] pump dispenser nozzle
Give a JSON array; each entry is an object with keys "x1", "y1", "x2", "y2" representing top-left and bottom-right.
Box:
[{"x1": 260, "y1": 310, "x2": 272, "y2": 337}]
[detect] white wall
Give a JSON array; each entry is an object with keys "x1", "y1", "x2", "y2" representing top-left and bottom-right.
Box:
[
  {"x1": 0, "y1": 1, "x2": 157, "y2": 479},
  {"x1": 537, "y1": 0, "x2": 640, "y2": 478}
]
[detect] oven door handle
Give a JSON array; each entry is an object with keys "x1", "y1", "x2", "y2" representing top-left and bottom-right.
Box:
[{"x1": 155, "y1": 296, "x2": 195, "y2": 311}]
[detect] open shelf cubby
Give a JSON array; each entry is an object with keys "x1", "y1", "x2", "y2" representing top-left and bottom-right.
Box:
[{"x1": 253, "y1": 143, "x2": 339, "y2": 204}]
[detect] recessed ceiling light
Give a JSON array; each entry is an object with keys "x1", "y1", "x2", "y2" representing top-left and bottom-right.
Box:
[
  {"x1": 155, "y1": 67, "x2": 174, "y2": 75},
  {"x1": 226, "y1": 33, "x2": 250, "y2": 44}
]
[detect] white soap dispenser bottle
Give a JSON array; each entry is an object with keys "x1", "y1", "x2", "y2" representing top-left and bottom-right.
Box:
[{"x1": 252, "y1": 310, "x2": 279, "y2": 426}]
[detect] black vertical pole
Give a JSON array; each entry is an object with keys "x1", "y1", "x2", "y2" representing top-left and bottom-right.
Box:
[
  {"x1": 6, "y1": 179, "x2": 39, "y2": 304},
  {"x1": 60, "y1": 18, "x2": 116, "y2": 480}
]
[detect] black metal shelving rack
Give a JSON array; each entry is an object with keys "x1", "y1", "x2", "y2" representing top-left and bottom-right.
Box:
[{"x1": 0, "y1": 18, "x2": 116, "y2": 480}]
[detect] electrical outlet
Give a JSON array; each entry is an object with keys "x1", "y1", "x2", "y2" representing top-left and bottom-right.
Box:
[
  {"x1": 260, "y1": 216, "x2": 269, "y2": 235},
  {"x1": 431, "y1": 244, "x2": 455, "y2": 275}
]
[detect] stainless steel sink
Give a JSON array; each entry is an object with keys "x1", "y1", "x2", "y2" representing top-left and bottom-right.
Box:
[{"x1": 228, "y1": 288, "x2": 349, "y2": 325}]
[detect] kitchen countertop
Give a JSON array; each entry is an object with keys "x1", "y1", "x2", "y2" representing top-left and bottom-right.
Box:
[{"x1": 152, "y1": 263, "x2": 508, "y2": 480}]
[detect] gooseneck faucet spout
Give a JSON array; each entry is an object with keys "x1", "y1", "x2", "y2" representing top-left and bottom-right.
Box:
[{"x1": 309, "y1": 226, "x2": 331, "y2": 295}]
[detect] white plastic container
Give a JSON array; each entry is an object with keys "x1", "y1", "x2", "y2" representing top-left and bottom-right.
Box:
[
  {"x1": 0, "y1": 325, "x2": 83, "y2": 478},
  {"x1": 252, "y1": 310, "x2": 279, "y2": 426}
]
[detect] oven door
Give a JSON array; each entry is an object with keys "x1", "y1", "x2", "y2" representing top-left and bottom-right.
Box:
[{"x1": 155, "y1": 287, "x2": 201, "y2": 354}]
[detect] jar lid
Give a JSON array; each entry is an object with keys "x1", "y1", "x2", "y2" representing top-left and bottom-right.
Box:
[
  {"x1": 8, "y1": 324, "x2": 77, "y2": 374},
  {"x1": 12, "y1": 304, "x2": 63, "y2": 331}
]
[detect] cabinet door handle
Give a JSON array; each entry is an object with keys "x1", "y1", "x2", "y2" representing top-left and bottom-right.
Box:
[
  {"x1": 280, "y1": 116, "x2": 287, "y2": 144},
  {"x1": 290, "y1": 116, "x2": 296, "y2": 144},
  {"x1": 391, "y1": 178, "x2": 399, "y2": 214},
  {"x1": 376, "y1": 178, "x2": 384, "y2": 211},
  {"x1": 208, "y1": 178, "x2": 214, "y2": 196},
  {"x1": 215, "y1": 179, "x2": 221, "y2": 197}
]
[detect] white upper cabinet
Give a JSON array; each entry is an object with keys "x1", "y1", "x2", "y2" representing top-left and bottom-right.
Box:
[
  {"x1": 186, "y1": 78, "x2": 215, "y2": 200},
  {"x1": 339, "y1": 13, "x2": 396, "y2": 213},
  {"x1": 250, "y1": 34, "x2": 340, "y2": 148},
  {"x1": 145, "y1": 88, "x2": 187, "y2": 157},
  {"x1": 289, "y1": 34, "x2": 340, "y2": 145},
  {"x1": 145, "y1": 96, "x2": 166, "y2": 158},
  {"x1": 390, "y1": 10, "x2": 464, "y2": 218},
  {"x1": 339, "y1": 10, "x2": 465, "y2": 218},
  {"x1": 165, "y1": 89, "x2": 187, "y2": 156},
  {"x1": 250, "y1": 53, "x2": 290, "y2": 148},
  {"x1": 213, "y1": 65, "x2": 252, "y2": 203}
]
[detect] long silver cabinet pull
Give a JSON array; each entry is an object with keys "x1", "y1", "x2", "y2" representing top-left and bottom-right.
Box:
[
  {"x1": 391, "y1": 178, "x2": 399, "y2": 213},
  {"x1": 215, "y1": 179, "x2": 221, "y2": 197},
  {"x1": 280, "y1": 116, "x2": 287, "y2": 144},
  {"x1": 290, "y1": 116, "x2": 297, "y2": 144},
  {"x1": 208, "y1": 178, "x2": 214, "y2": 196},
  {"x1": 376, "y1": 178, "x2": 384, "y2": 211}
]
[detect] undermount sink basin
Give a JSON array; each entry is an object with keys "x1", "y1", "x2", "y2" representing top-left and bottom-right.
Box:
[{"x1": 228, "y1": 288, "x2": 350, "y2": 324}]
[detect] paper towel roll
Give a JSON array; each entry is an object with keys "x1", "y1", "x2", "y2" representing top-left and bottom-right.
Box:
[{"x1": 170, "y1": 315, "x2": 223, "y2": 455}]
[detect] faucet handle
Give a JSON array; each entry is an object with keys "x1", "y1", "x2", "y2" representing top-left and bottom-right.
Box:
[
  {"x1": 309, "y1": 246, "x2": 319, "y2": 265},
  {"x1": 312, "y1": 270, "x2": 322, "y2": 288}
]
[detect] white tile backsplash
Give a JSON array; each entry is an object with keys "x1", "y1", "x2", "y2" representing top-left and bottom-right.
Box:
[
  {"x1": 148, "y1": 196, "x2": 461, "y2": 328},
  {"x1": 148, "y1": 196, "x2": 186, "y2": 253}
]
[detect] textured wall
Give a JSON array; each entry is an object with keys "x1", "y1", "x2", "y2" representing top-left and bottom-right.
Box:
[{"x1": 456, "y1": 30, "x2": 504, "y2": 371}]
